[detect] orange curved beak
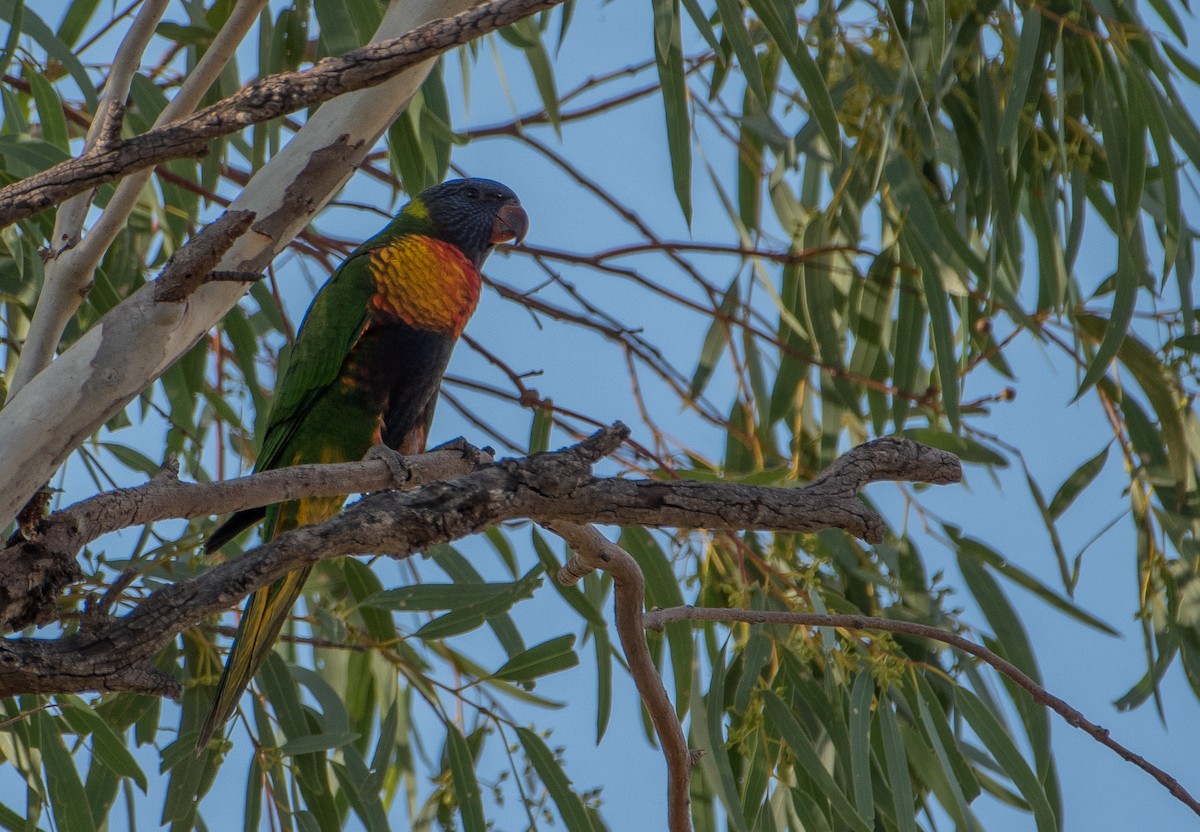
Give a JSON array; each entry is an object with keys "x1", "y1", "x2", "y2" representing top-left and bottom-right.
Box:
[{"x1": 491, "y1": 202, "x2": 529, "y2": 245}]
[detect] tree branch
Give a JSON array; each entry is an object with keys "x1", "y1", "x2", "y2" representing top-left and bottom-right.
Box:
[
  {"x1": 0, "y1": 443, "x2": 492, "y2": 632},
  {"x1": 0, "y1": 0, "x2": 568, "y2": 229},
  {"x1": 0, "y1": 429, "x2": 957, "y2": 703},
  {"x1": 643, "y1": 607, "x2": 1200, "y2": 820},
  {"x1": 0, "y1": 0, "x2": 482, "y2": 525},
  {"x1": 545, "y1": 521, "x2": 696, "y2": 832},
  {"x1": 6, "y1": 0, "x2": 173, "y2": 400},
  {"x1": 5, "y1": 0, "x2": 269, "y2": 401}
]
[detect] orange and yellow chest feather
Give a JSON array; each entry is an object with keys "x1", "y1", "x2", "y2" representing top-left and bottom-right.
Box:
[{"x1": 367, "y1": 235, "x2": 482, "y2": 336}]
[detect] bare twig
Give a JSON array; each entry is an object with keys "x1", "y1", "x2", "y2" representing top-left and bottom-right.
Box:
[
  {"x1": 152, "y1": 211, "x2": 259, "y2": 302},
  {"x1": 643, "y1": 607, "x2": 1200, "y2": 819}
]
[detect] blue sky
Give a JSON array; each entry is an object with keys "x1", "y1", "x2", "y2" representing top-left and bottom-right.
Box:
[{"x1": 8, "y1": 0, "x2": 1200, "y2": 829}]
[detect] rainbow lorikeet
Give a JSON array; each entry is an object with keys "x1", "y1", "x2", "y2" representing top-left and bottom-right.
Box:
[{"x1": 198, "y1": 179, "x2": 528, "y2": 748}]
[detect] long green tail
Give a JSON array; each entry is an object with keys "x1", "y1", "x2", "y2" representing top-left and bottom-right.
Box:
[{"x1": 196, "y1": 565, "x2": 312, "y2": 749}]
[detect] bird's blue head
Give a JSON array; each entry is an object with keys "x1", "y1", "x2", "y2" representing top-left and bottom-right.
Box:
[{"x1": 412, "y1": 178, "x2": 529, "y2": 269}]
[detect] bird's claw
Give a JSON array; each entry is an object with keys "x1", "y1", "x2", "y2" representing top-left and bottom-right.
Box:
[{"x1": 364, "y1": 444, "x2": 413, "y2": 487}]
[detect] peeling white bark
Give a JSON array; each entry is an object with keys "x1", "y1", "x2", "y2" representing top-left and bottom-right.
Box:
[{"x1": 0, "y1": 0, "x2": 479, "y2": 525}]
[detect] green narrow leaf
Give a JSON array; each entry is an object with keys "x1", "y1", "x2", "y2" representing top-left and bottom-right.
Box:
[
  {"x1": 1077, "y1": 64, "x2": 1145, "y2": 399},
  {"x1": 27, "y1": 72, "x2": 68, "y2": 153},
  {"x1": 313, "y1": 0, "x2": 360, "y2": 55},
  {"x1": 873, "y1": 705, "x2": 916, "y2": 830},
  {"x1": 848, "y1": 673, "x2": 875, "y2": 824},
  {"x1": 58, "y1": 700, "x2": 148, "y2": 792},
  {"x1": 680, "y1": 0, "x2": 719, "y2": 52},
  {"x1": 341, "y1": 558, "x2": 397, "y2": 643},
  {"x1": 365, "y1": 581, "x2": 528, "y2": 611},
  {"x1": 331, "y1": 750, "x2": 389, "y2": 832},
  {"x1": 529, "y1": 398, "x2": 553, "y2": 453},
  {"x1": 998, "y1": 7, "x2": 1042, "y2": 149},
  {"x1": 413, "y1": 567, "x2": 543, "y2": 640},
  {"x1": 1078, "y1": 315, "x2": 1191, "y2": 490},
  {"x1": 913, "y1": 238, "x2": 960, "y2": 430},
  {"x1": 691, "y1": 650, "x2": 749, "y2": 832},
  {"x1": 899, "y1": 428, "x2": 1006, "y2": 467},
  {"x1": 0, "y1": 0, "x2": 21, "y2": 81},
  {"x1": 593, "y1": 625, "x2": 613, "y2": 743},
  {"x1": 56, "y1": 0, "x2": 100, "y2": 47},
  {"x1": 689, "y1": 276, "x2": 737, "y2": 400},
  {"x1": 947, "y1": 525, "x2": 1117, "y2": 635},
  {"x1": 0, "y1": 0, "x2": 96, "y2": 108},
  {"x1": 747, "y1": 0, "x2": 840, "y2": 159},
  {"x1": 38, "y1": 714, "x2": 93, "y2": 832},
  {"x1": 492, "y1": 634, "x2": 579, "y2": 682},
  {"x1": 713, "y1": 0, "x2": 767, "y2": 105},
  {"x1": 258, "y1": 656, "x2": 341, "y2": 831},
  {"x1": 891, "y1": 267, "x2": 925, "y2": 430},
  {"x1": 84, "y1": 750, "x2": 119, "y2": 826},
  {"x1": 761, "y1": 690, "x2": 872, "y2": 832},
  {"x1": 1140, "y1": 79, "x2": 1181, "y2": 278},
  {"x1": 621, "y1": 527, "x2": 691, "y2": 716},
  {"x1": 512, "y1": 18, "x2": 561, "y2": 134},
  {"x1": 732, "y1": 626, "x2": 772, "y2": 713},
  {"x1": 446, "y1": 725, "x2": 486, "y2": 832},
  {"x1": 957, "y1": 689, "x2": 1057, "y2": 832},
  {"x1": 243, "y1": 754, "x2": 263, "y2": 832},
  {"x1": 652, "y1": 0, "x2": 692, "y2": 222},
  {"x1": 516, "y1": 727, "x2": 595, "y2": 832},
  {"x1": 957, "y1": 553, "x2": 1054, "y2": 780},
  {"x1": 0, "y1": 134, "x2": 69, "y2": 176},
  {"x1": 429, "y1": 544, "x2": 526, "y2": 657},
  {"x1": 1048, "y1": 445, "x2": 1110, "y2": 520},
  {"x1": 904, "y1": 696, "x2": 975, "y2": 829}
]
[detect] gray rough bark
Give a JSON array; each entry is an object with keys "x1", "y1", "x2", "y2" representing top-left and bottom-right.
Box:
[{"x1": 0, "y1": 428, "x2": 959, "y2": 699}]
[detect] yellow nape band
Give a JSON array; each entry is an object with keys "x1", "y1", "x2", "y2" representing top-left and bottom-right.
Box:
[{"x1": 403, "y1": 199, "x2": 430, "y2": 221}]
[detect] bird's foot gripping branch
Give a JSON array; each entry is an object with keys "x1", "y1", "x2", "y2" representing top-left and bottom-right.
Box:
[{"x1": 0, "y1": 424, "x2": 956, "y2": 698}]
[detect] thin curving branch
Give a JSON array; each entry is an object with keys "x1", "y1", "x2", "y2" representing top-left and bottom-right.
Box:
[
  {"x1": 545, "y1": 521, "x2": 696, "y2": 832},
  {"x1": 643, "y1": 606, "x2": 1200, "y2": 820}
]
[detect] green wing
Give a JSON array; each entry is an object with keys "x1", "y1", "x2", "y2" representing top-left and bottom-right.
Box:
[
  {"x1": 254, "y1": 251, "x2": 378, "y2": 472},
  {"x1": 256, "y1": 215, "x2": 430, "y2": 472}
]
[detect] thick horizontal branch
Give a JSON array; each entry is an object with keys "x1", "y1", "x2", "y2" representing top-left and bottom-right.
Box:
[
  {"x1": 0, "y1": 0, "x2": 565, "y2": 228},
  {"x1": 0, "y1": 428, "x2": 957, "y2": 699},
  {"x1": 643, "y1": 606, "x2": 1200, "y2": 819},
  {"x1": 555, "y1": 436, "x2": 960, "y2": 582},
  {"x1": 0, "y1": 444, "x2": 490, "y2": 632}
]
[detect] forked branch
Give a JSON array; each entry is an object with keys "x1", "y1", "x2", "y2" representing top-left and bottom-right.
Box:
[{"x1": 0, "y1": 426, "x2": 956, "y2": 703}]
